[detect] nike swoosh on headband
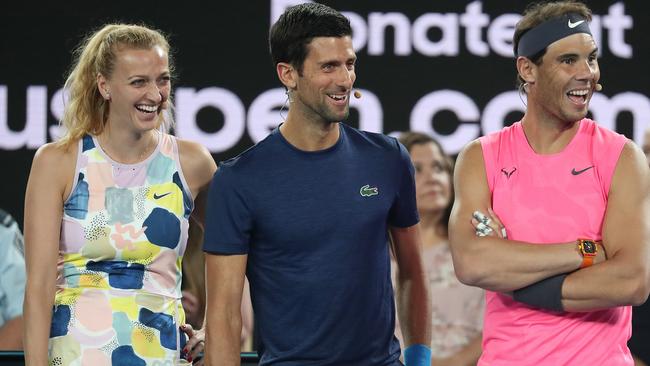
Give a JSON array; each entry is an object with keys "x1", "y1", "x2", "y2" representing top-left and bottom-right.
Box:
[
  {"x1": 516, "y1": 13, "x2": 592, "y2": 57},
  {"x1": 568, "y1": 19, "x2": 585, "y2": 28}
]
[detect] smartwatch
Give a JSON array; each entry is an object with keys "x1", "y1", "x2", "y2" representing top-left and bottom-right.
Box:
[{"x1": 577, "y1": 238, "x2": 598, "y2": 268}]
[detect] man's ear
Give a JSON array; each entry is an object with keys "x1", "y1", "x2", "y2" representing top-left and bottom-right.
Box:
[
  {"x1": 516, "y1": 56, "x2": 537, "y2": 85},
  {"x1": 277, "y1": 62, "x2": 297, "y2": 90}
]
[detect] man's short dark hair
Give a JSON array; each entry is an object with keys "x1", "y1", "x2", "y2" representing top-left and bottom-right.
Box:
[{"x1": 269, "y1": 3, "x2": 352, "y2": 74}]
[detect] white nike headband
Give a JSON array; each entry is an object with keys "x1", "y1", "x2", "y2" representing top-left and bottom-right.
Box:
[{"x1": 516, "y1": 12, "x2": 592, "y2": 58}]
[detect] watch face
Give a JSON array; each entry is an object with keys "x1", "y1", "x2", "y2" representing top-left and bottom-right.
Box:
[{"x1": 582, "y1": 240, "x2": 596, "y2": 254}]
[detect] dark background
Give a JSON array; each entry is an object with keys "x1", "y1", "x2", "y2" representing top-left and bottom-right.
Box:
[{"x1": 2, "y1": 1, "x2": 649, "y2": 228}]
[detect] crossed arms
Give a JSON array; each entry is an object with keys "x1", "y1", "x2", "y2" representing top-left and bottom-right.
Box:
[{"x1": 449, "y1": 140, "x2": 650, "y2": 311}]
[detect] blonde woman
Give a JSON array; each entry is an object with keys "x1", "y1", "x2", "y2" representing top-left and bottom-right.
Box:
[{"x1": 23, "y1": 24, "x2": 216, "y2": 365}]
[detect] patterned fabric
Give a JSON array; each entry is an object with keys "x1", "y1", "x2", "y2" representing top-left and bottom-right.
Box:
[
  {"x1": 49, "y1": 133, "x2": 193, "y2": 366},
  {"x1": 393, "y1": 242, "x2": 484, "y2": 358}
]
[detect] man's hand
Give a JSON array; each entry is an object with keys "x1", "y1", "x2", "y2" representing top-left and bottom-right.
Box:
[{"x1": 472, "y1": 208, "x2": 507, "y2": 239}]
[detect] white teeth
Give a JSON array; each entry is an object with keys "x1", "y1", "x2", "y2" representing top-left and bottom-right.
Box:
[
  {"x1": 136, "y1": 104, "x2": 158, "y2": 113},
  {"x1": 567, "y1": 89, "x2": 589, "y2": 96},
  {"x1": 328, "y1": 94, "x2": 347, "y2": 101}
]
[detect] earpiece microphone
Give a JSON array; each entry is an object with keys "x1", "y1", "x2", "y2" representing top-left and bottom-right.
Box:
[
  {"x1": 595, "y1": 83, "x2": 603, "y2": 92},
  {"x1": 353, "y1": 90, "x2": 362, "y2": 99}
]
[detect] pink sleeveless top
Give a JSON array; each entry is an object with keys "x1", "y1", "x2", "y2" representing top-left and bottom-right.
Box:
[{"x1": 478, "y1": 119, "x2": 631, "y2": 365}]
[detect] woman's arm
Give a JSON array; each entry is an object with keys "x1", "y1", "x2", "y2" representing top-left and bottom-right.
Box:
[{"x1": 23, "y1": 143, "x2": 76, "y2": 364}]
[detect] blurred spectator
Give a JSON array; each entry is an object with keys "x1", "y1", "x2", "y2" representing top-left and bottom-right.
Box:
[
  {"x1": 393, "y1": 132, "x2": 484, "y2": 365},
  {"x1": 0, "y1": 209, "x2": 25, "y2": 350}
]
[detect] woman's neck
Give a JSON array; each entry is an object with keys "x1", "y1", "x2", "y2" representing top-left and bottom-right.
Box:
[{"x1": 98, "y1": 127, "x2": 159, "y2": 164}]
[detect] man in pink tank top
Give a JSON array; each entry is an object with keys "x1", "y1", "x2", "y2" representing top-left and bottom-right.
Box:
[{"x1": 449, "y1": 1, "x2": 650, "y2": 365}]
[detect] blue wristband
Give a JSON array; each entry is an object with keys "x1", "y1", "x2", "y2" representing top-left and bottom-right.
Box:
[{"x1": 404, "y1": 344, "x2": 431, "y2": 366}]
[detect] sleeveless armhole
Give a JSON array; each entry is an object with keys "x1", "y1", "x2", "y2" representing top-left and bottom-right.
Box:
[
  {"x1": 479, "y1": 134, "x2": 499, "y2": 193},
  {"x1": 169, "y1": 135, "x2": 196, "y2": 213},
  {"x1": 62, "y1": 137, "x2": 85, "y2": 205},
  {"x1": 591, "y1": 124, "x2": 628, "y2": 200}
]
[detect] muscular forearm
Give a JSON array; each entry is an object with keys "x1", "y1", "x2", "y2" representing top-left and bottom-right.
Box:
[
  {"x1": 562, "y1": 255, "x2": 649, "y2": 311},
  {"x1": 451, "y1": 234, "x2": 583, "y2": 292},
  {"x1": 204, "y1": 253, "x2": 248, "y2": 365},
  {"x1": 558, "y1": 142, "x2": 650, "y2": 311},
  {"x1": 205, "y1": 312, "x2": 242, "y2": 366},
  {"x1": 396, "y1": 272, "x2": 431, "y2": 347}
]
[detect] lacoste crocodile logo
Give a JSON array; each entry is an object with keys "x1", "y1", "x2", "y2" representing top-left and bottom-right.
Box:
[
  {"x1": 571, "y1": 166, "x2": 594, "y2": 175},
  {"x1": 501, "y1": 167, "x2": 517, "y2": 179},
  {"x1": 360, "y1": 185, "x2": 379, "y2": 197},
  {"x1": 153, "y1": 192, "x2": 172, "y2": 200}
]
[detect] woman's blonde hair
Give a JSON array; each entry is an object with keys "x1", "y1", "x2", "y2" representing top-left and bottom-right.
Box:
[{"x1": 58, "y1": 23, "x2": 174, "y2": 147}]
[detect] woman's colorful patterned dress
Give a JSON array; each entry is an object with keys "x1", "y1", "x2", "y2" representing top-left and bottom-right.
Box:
[{"x1": 49, "y1": 133, "x2": 194, "y2": 365}]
